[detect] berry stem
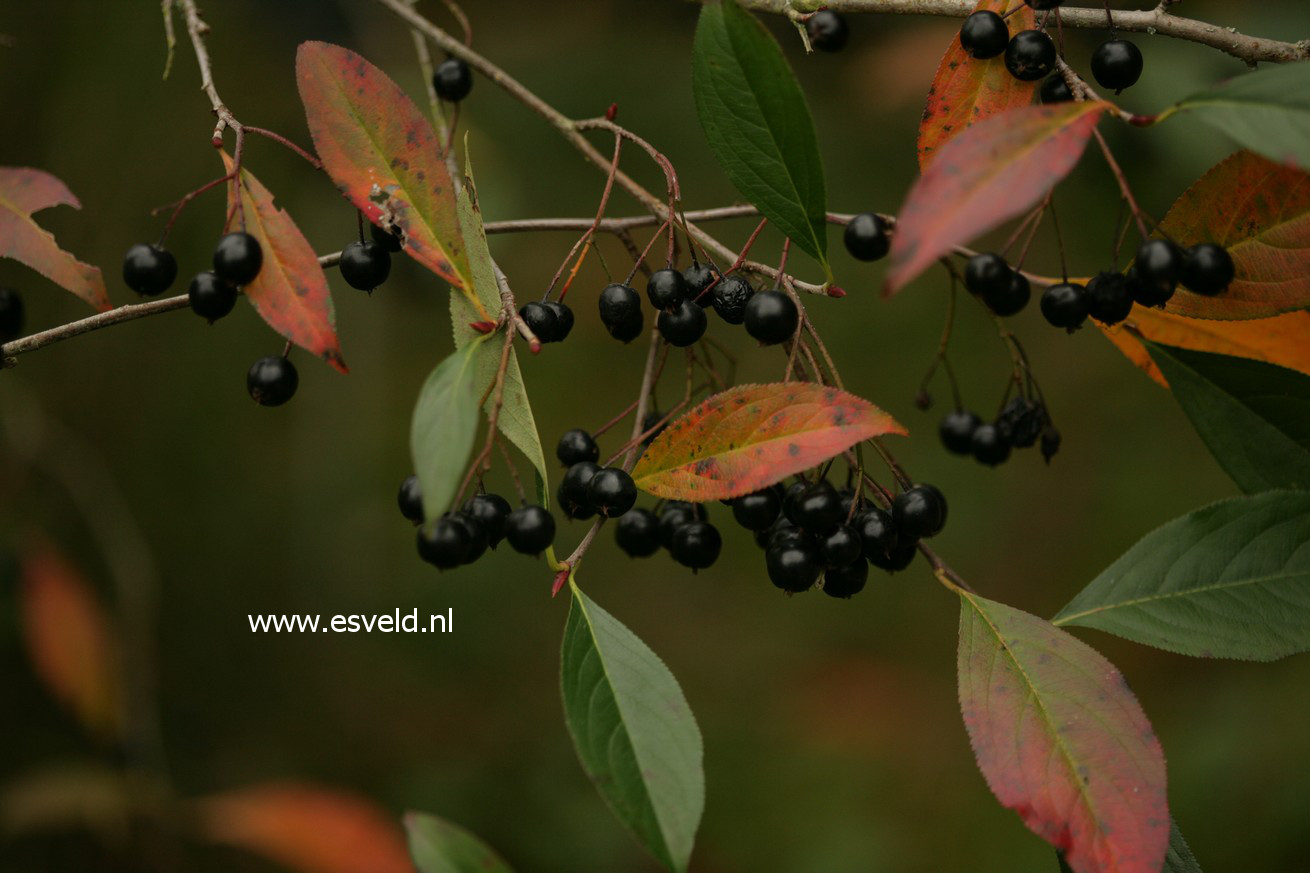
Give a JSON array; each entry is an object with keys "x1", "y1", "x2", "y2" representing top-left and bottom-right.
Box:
[
  {"x1": 243, "y1": 125, "x2": 323, "y2": 170},
  {"x1": 1092, "y1": 128, "x2": 1150, "y2": 238},
  {"x1": 153, "y1": 172, "x2": 233, "y2": 246},
  {"x1": 917, "y1": 277, "x2": 963, "y2": 411},
  {"x1": 550, "y1": 133, "x2": 623, "y2": 303}
]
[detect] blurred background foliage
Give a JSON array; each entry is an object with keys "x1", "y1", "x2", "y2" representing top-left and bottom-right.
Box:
[{"x1": 3, "y1": 1, "x2": 1309, "y2": 870}]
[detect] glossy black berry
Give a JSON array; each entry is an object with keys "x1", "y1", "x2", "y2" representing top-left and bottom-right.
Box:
[
  {"x1": 213, "y1": 232, "x2": 263, "y2": 286},
  {"x1": 556, "y1": 429, "x2": 600, "y2": 467},
  {"x1": 1041, "y1": 424, "x2": 1063, "y2": 464},
  {"x1": 892, "y1": 484, "x2": 948, "y2": 540},
  {"x1": 187, "y1": 271, "x2": 238, "y2": 322},
  {"x1": 820, "y1": 524, "x2": 864, "y2": 567},
  {"x1": 543, "y1": 301, "x2": 574, "y2": 341},
  {"x1": 823, "y1": 560, "x2": 869, "y2": 598},
  {"x1": 939, "y1": 409, "x2": 982, "y2": 455},
  {"x1": 732, "y1": 487, "x2": 782, "y2": 531},
  {"x1": 683, "y1": 262, "x2": 719, "y2": 307},
  {"x1": 758, "y1": 518, "x2": 804, "y2": 551},
  {"x1": 959, "y1": 10, "x2": 1009, "y2": 60},
  {"x1": 519, "y1": 301, "x2": 559, "y2": 343},
  {"x1": 462, "y1": 492, "x2": 512, "y2": 548},
  {"x1": 247, "y1": 355, "x2": 298, "y2": 407},
  {"x1": 658, "y1": 300, "x2": 708, "y2": 347},
  {"x1": 743, "y1": 290, "x2": 798, "y2": 345},
  {"x1": 855, "y1": 508, "x2": 899, "y2": 563},
  {"x1": 844, "y1": 213, "x2": 891, "y2": 261},
  {"x1": 642, "y1": 409, "x2": 668, "y2": 445},
  {"x1": 1183, "y1": 244, "x2": 1235, "y2": 296},
  {"x1": 0, "y1": 286, "x2": 23, "y2": 342},
  {"x1": 1039, "y1": 75, "x2": 1073, "y2": 104},
  {"x1": 1091, "y1": 39, "x2": 1144, "y2": 93},
  {"x1": 451, "y1": 513, "x2": 489, "y2": 564},
  {"x1": 964, "y1": 252, "x2": 1011, "y2": 298},
  {"x1": 123, "y1": 243, "x2": 178, "y2": 296},
  {"x1": 869, "y1": 540, "x2": 918, "y2": 573},
  {"x1": 599, "y1": 283, "x2": 644, "y2": 342},
  {"x1": 999, "y1": 396, "x2": 1046, "y2": 449},
  {"x1": 767, "y1": 539, "x2": 822, "y2": 592},
  {"x1": 1133, "y1": 239, "x2": 1184, "y2": 306},
  {"x1": 782, "y1": 480, "x2": 809, "y2": 526},
  {"x1": 505, "y1": 504, "x2": 555, "y2": 555},
  {"x1": 370, "y1": 222, "x2": 403, "y2": 252},
  {"x1": 984, "y1": 270, "x2": 1031, "y2": 317},
  {"x1": 1086, "y1": 271, "x2": 1134, "y2": 325},
  {"x1": 558, "y1": 462, "x2": 600, "y2": 520},
  {"x1": 1005, "y1": 30, "x2": 1056, "y2": 82},
  {"x1": 671, "y1": 521, "x2": 722, "y2": 570},
  {"x1": 417, "y1": 517, "x2": 471, "y2": 569},
  {"x1": 397, "y1": 474, "x2": 424, "y2": 523},
  {"x1": 615, "y1": 508, "x2": 661, "y2": 558},
  {"x1": 1041, "y1": 282, "x2": 1089, "y2": 330},
  {"x1": 971, "y1": 423, "x2": 1012, "y2": 467},
  {"x1": 647, "y1": 268, "x2": 687, "y2": 310},
  {"x1": 806, "y1": 10, "x2": 849, "y2": 52},
  {"x1": 711, "y1": 275, "x2": 754, "y2": 325},
  {"x1": 795, "y1": 481, "x2": 843, "y2": 535},
  {"x1": 658, "y1": 501, "x2": 704, "y2": 550},
  {"x1": 587, "y1": 468, "x2": 637, "y2": 518},
  {"x1": 432, "y1": 57, "x2": 473, "y2": 103},
  {"x1": 339, "y1": 240, "x2": 391, "y2": 291}
]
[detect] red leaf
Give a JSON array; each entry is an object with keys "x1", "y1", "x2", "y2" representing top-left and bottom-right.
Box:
[
  {"x1": 887, "y1": 102, "x2": 1107, "y2": 295},
  {"x1": 296, "y1": 41, "x2": 487, "y2": 320},
  {"x1": 1157, "y1": 150, "x2": 1310, "y2": 320},
  {"x1": 196, "y1": 782, "x2": 414, "y2": 873},
  {"x1": 958, "y1": 592, "x2": 1168, "y2": 873},
  {"x1": 631, "y1": 383, "x2": 906, "y2": 501},
  {"x1": 20, "y1": 544, "x2": 122, "y2": 740},
  {"x1": 0, "y1": 167, "x2": 108, "y2": 311},
  {"x1": 221, "y1": 152, "x2": 347, "y2": 373},
  {"x1": 917, "y1": 0, "x2": 1037, "y2": 170}
]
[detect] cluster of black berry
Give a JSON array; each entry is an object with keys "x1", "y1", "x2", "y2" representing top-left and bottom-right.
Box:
[
  {"x1": 0, "y1": 286, "x2": 24, "y2": 344},
  {"x1": 940, "y1": 395, "x2": 1059, "y2": 468},
  {"x1": 596, "y1": 262, "x2": 800, "y2": 348},
  {"x1": 399, "y1": 473, "x2": 556, "y2": 570},
  {"x1": 959, "y1": 0, "x2": 1145, "y2": 98},
  {"x1": 555, "y1": 429, "x2": 638, "y2": 520},
  {"x1": 518, "y1": 299, "x2": 575, "y2": 344}
]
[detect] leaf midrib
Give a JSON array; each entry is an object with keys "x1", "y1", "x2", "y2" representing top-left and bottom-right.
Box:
[{"x1": 1054, "y1": 570, "x2": 1307, "y2": 625}]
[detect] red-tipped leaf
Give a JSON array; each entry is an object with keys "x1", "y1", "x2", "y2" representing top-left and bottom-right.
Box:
[{"x1": 0, "y1": 167, "x2": 108, "y2": 311}]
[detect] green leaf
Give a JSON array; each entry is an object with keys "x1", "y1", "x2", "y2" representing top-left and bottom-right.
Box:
[
  {"x1": 692, "y1": 0, "x2": 829, "y2": 270},
  {"x1": 1163, "y1": 64, "x2": 1310, "y2": 172},
  {"x1": 1054, "y1": 490, "x2": 1310, "y2": 661},
  {"x1": 560, "y1": 581, "x2": 704, "y2": 872},
  {"x1": 405, "y1": 811, "x2": 514, "y2": 873},
  {"x1": 451, "y1": 149, "x2": 550, "y2": 501},
  {"x1": 1146, "y1": 342, "x2": 1310, "y2": 492},
  {"x1": 1164, "y1": 820, "x2": 1204, "y2": 873},
  {"x1": 410, "y1": 340, "x2": 485, "y2": 524}
]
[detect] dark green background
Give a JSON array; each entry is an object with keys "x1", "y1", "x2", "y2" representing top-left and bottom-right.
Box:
[{"x1": 3, "y1": 1, "x2": 1308, "y2": 870}]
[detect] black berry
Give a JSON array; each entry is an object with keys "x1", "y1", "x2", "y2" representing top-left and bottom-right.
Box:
[
  {"x1": 213, "y1": 232, "x2": 263, "y2": 286},
  {"x1": 642, "y1": 409, "x2": 668, "y2": 445},
  {"x1": 795, "y1": 481, "x2": 844, "y2": 535},
  {"x1": 892, "y1": 484, "x2": 948, "y2": 540},
  {"x1": 658, "y1": 299, "x2": 708, "y2": 347},
  {"x1": 556, "y1": 429, "x2": 600, "y2": 467},
  {"x1": 433, "y1": 57, "x2": 473, "y2": 102},
  {"x1": 647, "y1": 268, "x2": 687, "y2": 310},
  {"x1": 671, "y1": 521, "x2": 722, "y2": 570},
  {"x1": 187, "y1": 271, "x2": 238, "y2": 322},
  {"x1": 599, "y1": 283, "x2": 644, "y2": 342},
  {"x1": 1086, "y1": 271, "x2": 1134, "y2": 325},
  {"x1": 616, "y1": 508, "x2": 661, "y2": 558},
  {"x1": 782, "y1": 480, "x2": 809, "y2": 526},
  {"x1": 123, "y1": 243, "x2": 178, "y2": 296},
  {"x1": 743, "y1": 290, "x2": 798, "y2": 345},
  {"x1": 820, "y1": 524, "x2": 864, "y2": 567},
  {"x1": 370, "y1": 222, "x2": 403, "y2": 252},
  {"x1": 971, "y1": 423, "x2": 1012, "y2": 467},
  {"x1": 823, "y1": 560, "x2": 869, "y2": 599},
  {"x1": 1004, "y1": 30, "x2": 1056, "y2": 81},
  {"x1": 1133, "y1": 239, "x2": 1183, "y2": 306},
  {"x1": 451, "y1": 513, "x2": 489, "y2": 564},
  {"x1": 587, "y1": 467, "x2": 637, "y2": 518},
  {"x1": 939, "y1": 409, "x2": 982, "y2": 455},
  {"x1": 806, "y1": 10, "x2": 849, "y2": 52},
  {"x1": 397, "y1": 474, "x2": 423, "y2": 523},
  {"x1": 1041, "y1": 424, "x2": 1063, "y2": 464},
  {"x1": 519, "y1": 301, "x2": 559, "y2": 342},
  {"x1": 658, "y1": 501, "x2": 704, "y2": 550},
  {"x1": 844, "y1": 213, "x2": 891, "y2": 261},
  {"x1": 247, "y1": 355, "x2": 298, "y2": 407},
  {"x1": 959, "y1": 11, "x2": 1009, "y2": 60},
  {"x1": 0, "y1": 286, "x2": 23, "y2": 342},
  {"x1": 683, "y1": 262, "x2": 720, "y2": 307},
  {"x1": 984, "y1": 270, "x2": 1031, "y2": 317},
  {"x1": 505, "y1": 504, "x2": 555, "y2": 554},
  {"x1": 417, "y1": 517, "x2": 471, "y2": 569},
  {"x1": 558, "y1": 462, "x2": 600, "y2": 520},
  {"x1": 1183, "y1": 244, "x2": 1235, "y2": 296},
  {"x1": 759, "y1": 518, "x2": 803, "y2": 551},
  {"x1": 1041, "y1": 282, "x2": 1089, "y2": 330},
  {"x1": 462, "y1": 492, "x2": 512, "y2": 548},
  {"x1": 543, "y1": 301, "x2": 574, "y2": 341},
  {"x1": 1039, "y1": 75, "x2": 1073, "y2": 104},
  {"x1": 732, "y1": 487, "x2": 782, "y2": 531},
  {"x1": 964, "y1": 252, "x2": 1011, "y2": 298},
  {"x1": 999, "y1": 396, "x2": 1047, "y2": 448},
  {"x1": 711, "y1": 275, "x2": 755, "y2": 325},
  {"x1": 869, "y1": 540, "x2": 918, "y2": 573},
  {"x1": 855, "y1": 508, "x2": 899, "y2": 563},
  {"x1": 1091, "y1": 39, "x2": 1144, "y2": 93},
  {"x1": 766, "y1": 540, "x2": 822, "y2": 593},
  {"x1": 339, "y1": 240, "x2": 392, "y2": 291}
]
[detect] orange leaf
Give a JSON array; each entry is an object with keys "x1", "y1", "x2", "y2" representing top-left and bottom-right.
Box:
[
  {"x1": 20, "y1": 545, "x2": 122, "y2": 740},
  {"x1": 0, "y1": 167, "x2": 108, "y2": 312},
  {"x1": 917, "y1": 0, "x2": 1037, "y2": 170},
  {"x1": 1100, "y1": 308, "x2": 1310, "y2": 386},
  {"x1": 221, "y1": 152, "x2": 348, "y2": 373},
  {"x1": 887, "y1": 102, "x2": 1107, "y2": 295},
  {"x1": 631, "y1": 383, "x2": 906, "y2": 501},
  {"x1": 1158, "y1": 150, "x2": 1310, "y2": 320},
  {"x1": 196, "y1": 782, "x2": 414, "y2": 873}
]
